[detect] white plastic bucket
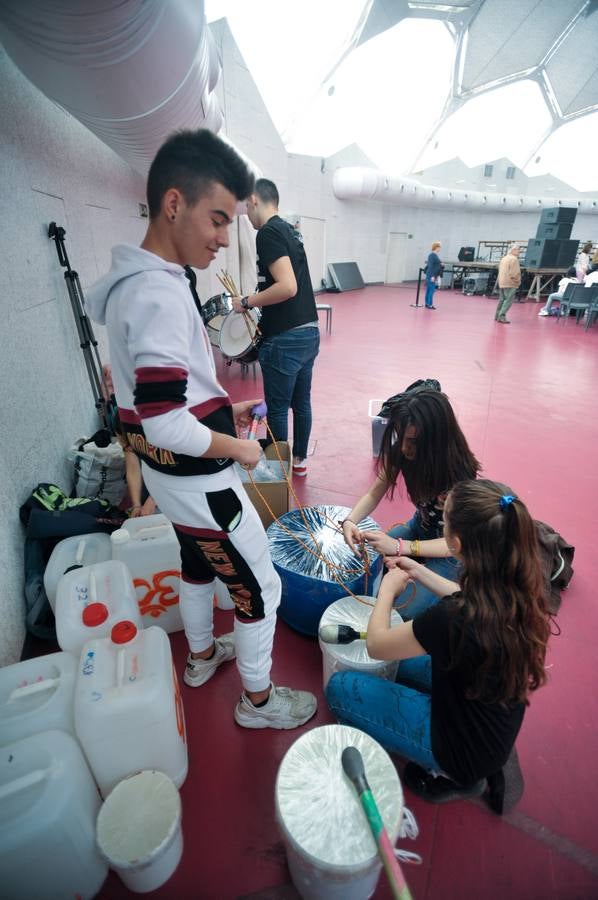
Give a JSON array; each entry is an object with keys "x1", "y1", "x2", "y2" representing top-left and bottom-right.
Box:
[
  {"x1": 0, "y1": 730, "x2": 107, "y2": 899},
  {"x1": 44, "y1": 533, "x2": 112, "y2": 611},
  {"x1": 55, "y1": 559, "x2": 142, "y2": 655},
  {"x1": 0, "y1": 651, "x2": 77, "y2": 747},
  {"x1": 111, "y1": 514, "x2": 183, "y2": 633},
  {"x1": 74, "y1": 624, "x2": 188, "y2": 798},
  {"x1": 276, "y1": 724, "x2": 403, "y2": 900},
  {"x1": 97, "y1": 770, "x2": 182, "y2": 893},
  {"x1": 318, "y1": 595, "x2": 402, "y2": 689}
]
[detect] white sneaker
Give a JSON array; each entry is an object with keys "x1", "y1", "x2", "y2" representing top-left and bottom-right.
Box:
[
  {"x1": 538, "y1": 309, "x2": 549, "y2": 316},
  {"x1": 234, "y1": 683, "x2": 317, "y2": 730},
  {"x1": 184, "y1": 633, "x2": 235, "y2": 687}
]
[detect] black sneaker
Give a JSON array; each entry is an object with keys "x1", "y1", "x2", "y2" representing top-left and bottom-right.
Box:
[{"x1": 403, "y1": 762, "x2": 485, "y2": 804}]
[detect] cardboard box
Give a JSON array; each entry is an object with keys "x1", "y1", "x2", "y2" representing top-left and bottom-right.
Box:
[
  {"x1": 368, "y1": 399, "x2": 388, "y2": 457},
  {"x1": 243, "y1": 441, "x2": 292, "y2": 528}
]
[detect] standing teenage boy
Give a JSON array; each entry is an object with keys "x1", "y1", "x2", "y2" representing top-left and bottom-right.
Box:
[{"x1": 87, "y1": 130, "x2": 316, "y2": 730}]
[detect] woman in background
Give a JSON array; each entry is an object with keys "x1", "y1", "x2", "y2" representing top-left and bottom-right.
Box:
[
  {"x1": 424, "y1": 241, "x2": 443, "y2": 309},
  {"x1": 576, "y1": 241, "x2": 593, "y2": 282}
]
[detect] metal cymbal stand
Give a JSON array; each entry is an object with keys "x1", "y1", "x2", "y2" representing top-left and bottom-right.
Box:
[{"x1": 48, "y1": 221, "x2": 112, "y2": 436}]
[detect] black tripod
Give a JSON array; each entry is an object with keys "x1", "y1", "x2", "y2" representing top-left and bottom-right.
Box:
[{"x1": 48, "y1": 222, "x2": 113, "y2": 440}]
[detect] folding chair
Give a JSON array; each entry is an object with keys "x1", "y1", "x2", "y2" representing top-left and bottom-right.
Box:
[
  {"x1": 584, "y1": 284, "x2": 598, "y2": 330},
  {"x1": 559, "y1": 283, "x2": 592, "y2": 324}
]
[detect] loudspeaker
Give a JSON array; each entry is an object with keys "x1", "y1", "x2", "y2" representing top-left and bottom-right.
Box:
[
  {"x1": 539, "y1": 207, "x2": 577, "y2": 225},
  {"x1": 327, "y1": 262, "x2": 364, "y2": 292},
  {"x1": 524, "y1": 239, "x2": 559, "y2": 268},
  {"x1": 557, "y1": 240, "x2": 579, "y2": 268},
  {"x1": 535, "y1": 222, "x2": 573, "y2": 240},
  {"x1": 458, "y1": 246, "x2": 475, "y2": 261},
  {"x1": 524, "y1": 239, "x2": 579, "y2": 269}
]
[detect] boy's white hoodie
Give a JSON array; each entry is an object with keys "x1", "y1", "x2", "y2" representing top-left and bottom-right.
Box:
[{"x1": 87, "y1": 244, "x2": 235, "y2": 477}]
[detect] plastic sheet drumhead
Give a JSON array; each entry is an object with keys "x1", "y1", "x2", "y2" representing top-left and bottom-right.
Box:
[
  {"x1": 267, "y1": 505, "x2": 383, "y2": 636},
  {"x1": 318, "y1": 595, "x2": 403, "y2": 688},
  {"x1": 276, "y1": 724, "x2": 403, "y2": 868}
]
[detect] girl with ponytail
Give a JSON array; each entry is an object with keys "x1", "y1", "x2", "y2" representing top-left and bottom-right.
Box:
[{"x1": 326, "y1": 479, "x2": 552, "y2": 811}]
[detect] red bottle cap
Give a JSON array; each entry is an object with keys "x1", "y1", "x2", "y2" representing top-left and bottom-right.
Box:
[
  {"x1": 111, "y1": 621, "x2": 138, "y2": 644},
  {"x1": 82, "y1": 602, "x2": 109, "y2": 628}
]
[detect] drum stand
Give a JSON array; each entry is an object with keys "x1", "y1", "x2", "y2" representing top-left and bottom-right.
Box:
[{"x1": 48, "y1": 222, "x2": 113, "y2": 438}]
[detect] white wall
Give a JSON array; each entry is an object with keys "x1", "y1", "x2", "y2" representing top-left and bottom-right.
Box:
[{"x1": 1, "y1": 21, "x2": 595, "y2": 663}]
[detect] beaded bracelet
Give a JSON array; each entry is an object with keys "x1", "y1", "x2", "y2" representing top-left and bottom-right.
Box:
[{"x1": 396, "y1": 538, "x2": 403, "y2": 557}]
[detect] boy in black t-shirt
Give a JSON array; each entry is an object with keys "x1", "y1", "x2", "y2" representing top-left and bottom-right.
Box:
[{"x1": 232, "y1": 179, "x2": 319, "y2": 478}]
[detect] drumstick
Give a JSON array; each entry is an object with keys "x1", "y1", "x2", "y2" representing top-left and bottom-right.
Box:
[
  {"x1": 217, "y1": 271, "x2": 238, "y2": 296},
  {"x1": 218, "y1": 270, "x2": 240, "y2": 296},
  {"x1": 342, "y1": 747, "x2": 413, "y2": 900},
  {"x1": 216, "y1": 272, "x2": 231, "y2": 294},
  {"x1": 223, "y1": 270, "x2": 239, "y2": 294},
  {"x1": 241, "y1": 310, "x2": 257, "y2": 339}
]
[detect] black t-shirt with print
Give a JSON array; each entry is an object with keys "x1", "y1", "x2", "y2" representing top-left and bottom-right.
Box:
[
  {"x1": 412, "y1": 597, "x2": 525, "y2": 785},
  {"x1": 255, "y1": 215, "x2": 317, "y2": 338}
]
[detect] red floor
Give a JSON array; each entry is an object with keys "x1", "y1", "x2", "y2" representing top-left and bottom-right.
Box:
[{"x1": 98, "y1": 285, "x2": 598, "y2": 899}]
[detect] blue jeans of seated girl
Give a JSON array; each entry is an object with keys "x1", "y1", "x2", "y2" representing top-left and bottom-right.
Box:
[
  {"x1": 387, "y1": 514, "x2": 461, "y2": 619},
  {"x1": 325, "y1": 658, "x2": 442, "y2": 772}
]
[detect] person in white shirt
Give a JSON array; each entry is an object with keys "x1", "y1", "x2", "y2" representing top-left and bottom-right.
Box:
[
  {"x1": 538, "y1": 267, "x2": 577, "y2": 316},
  {"x1": 87, "y1": 129, "x2": 317, "y2": 731},
  {"x1": 584, "y1": 266, "x2": 598, "y2": 287},
  {"x1": 575, "y1": 242, "x2": 593, "y2": 282}
]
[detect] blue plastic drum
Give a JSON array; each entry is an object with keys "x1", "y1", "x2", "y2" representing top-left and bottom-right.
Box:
[{"x1": 267, "y1": 505, "x2": 383, "y2": 636}]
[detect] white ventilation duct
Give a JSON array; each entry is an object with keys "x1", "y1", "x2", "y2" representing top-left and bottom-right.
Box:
[
  {"x1": 0, "y1": 0, "x2": 223, "y2": 175},
  {"x1": 333, "y1": 167, "x2": 598, "y2": 215}
]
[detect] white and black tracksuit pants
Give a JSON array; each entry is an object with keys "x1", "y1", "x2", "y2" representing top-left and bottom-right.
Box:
[{"x1": 141, "y1": 464, "x2": 281, "y2": 693}]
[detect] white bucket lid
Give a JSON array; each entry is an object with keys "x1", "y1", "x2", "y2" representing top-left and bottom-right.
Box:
[
  {"x1": 319, "y1": 595, "x2": 403, "y2": 666},
  {"x1": 97, "y1": 770, "x2": 181, "y2": 886},
  {"x1": 276, "y1": 724, "x2": 403, "y2": 869}
]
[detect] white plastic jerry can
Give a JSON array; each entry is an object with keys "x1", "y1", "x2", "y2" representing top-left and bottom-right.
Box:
[
  {"x1": 0, "y1": 651, "x2": 77, "y2": 748},
  {"x1": 74, "y1": 623, "x2": 188, "y2": 798},
  {"x1": 43, "y1": 533, "x2": 112, "y2": 611},
  {"x1": 54, "y1": 559, "x2": 142, "y2": 655},
  {"x1": 0, "y1": 730, "x2": 107, "y2": 899},
  {"x1": 111, "y1": 514, "x2": 184, "y2": 633}
]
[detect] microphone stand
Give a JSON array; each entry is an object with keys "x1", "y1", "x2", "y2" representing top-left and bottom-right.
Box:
[{"x1": 48, "y1": 222, "x2": 112, "y2": 439}]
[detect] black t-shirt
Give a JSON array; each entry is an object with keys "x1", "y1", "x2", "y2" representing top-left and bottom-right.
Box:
[
  {"x1": 412, "y1": 597, "x2": 525, "y2": 785},
  {"x1": 255, "y1": 215, "x2": 318, "y2": 338}
]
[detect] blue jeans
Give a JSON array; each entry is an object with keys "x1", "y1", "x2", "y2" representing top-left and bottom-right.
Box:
[
  {"x1": 424, "y1": 278, "x2": 437, "y2": 308},
  {"x1": 387, "y1": 514, "x2": 461, "y2": 619},
  {"x1": 258, "y1": 327, "x2": 320, "y2": 460},
  {"x1": 325, "y1": 658, "x2": 442, "y2": 772}
]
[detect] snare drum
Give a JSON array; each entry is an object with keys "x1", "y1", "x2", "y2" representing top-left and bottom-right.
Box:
[
  {"x1": 219, "y1": 309, "x2": 262, "y2": 363},
  {"x1": 201, "y1": 293, "x2": 232, "y2": 347}
]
